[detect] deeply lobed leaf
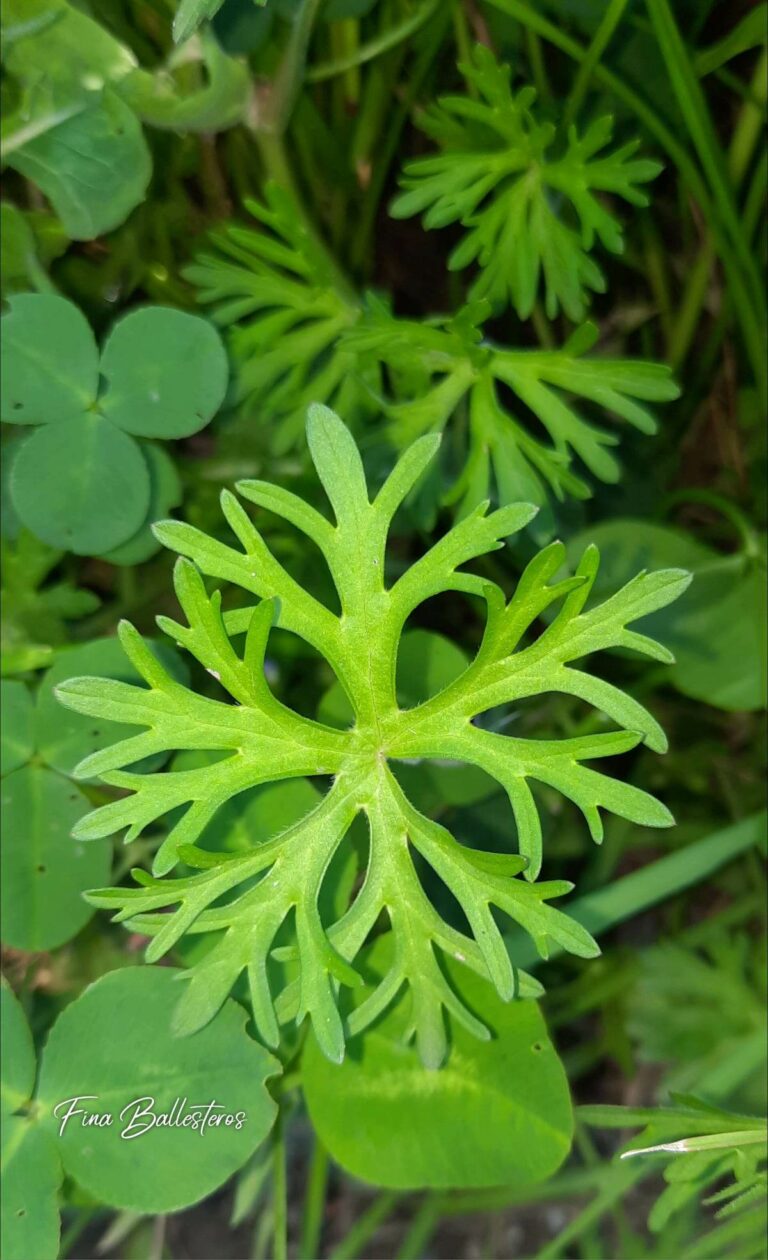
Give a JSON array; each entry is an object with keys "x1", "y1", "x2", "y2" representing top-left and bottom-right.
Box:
[
  {"x1": 57, "y1": 407, "x2": 686, "y2": 1067},
  {"x1": 391, "y1": 44, "x2": 662, "y2": 320}
]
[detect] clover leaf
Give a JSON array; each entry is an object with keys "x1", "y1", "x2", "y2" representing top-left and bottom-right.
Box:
[
  {"x1": 55, "y1": 406, "x2": 687, "y2": 1068},
  {"x1": 1, "y1": 983, "x2": 61, "y2": 1260},
  {"x1": 391, "y1": 45, "x2": 662, "y2": 320},
  {"x1": 1, "y1": 294, "x2": 227, "y2": 555},
  {"x1": 1, "y1": 967, "x2": 279, "y2": 1253},
  {"x1": 302, "y1": 936, "x2": 573, "y2": 1189}
]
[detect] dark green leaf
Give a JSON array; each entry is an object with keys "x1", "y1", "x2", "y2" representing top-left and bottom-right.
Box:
[
  {"x1": 0, "y1": 765, "x2": 112, "y2": 949},
  {"x1": 9, "y1": 413, "x2": 150, "y2": 553}
]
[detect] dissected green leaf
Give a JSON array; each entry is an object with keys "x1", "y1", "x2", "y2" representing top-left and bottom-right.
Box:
[
  {"x1": 346, "y1": 300, "x2": 679, "y2": 528},
  {"x1": 10, "y1": 413, "x2": 150, "y2": 553},
  {"x1": 100, "y1": 306, "x2": 229, "y2": 439},
  {"x1": 391, "y1": 44, "x2": 661, "y2": 320},
  {"x1": 302, "y1": 936, "x2": 573, "y2": 1188},
  {"x1": 56, "y1": 408, "x2": 685, "y2": 1067},
  {"x1": 582, "y1": 1099, "x2": 767, "y2": 1239},
  {"x1": 184, "y1": 182, "x2": 377, "y2": 453},
  {"x1": 0, "y1": 764, "x2": 112, "y2": 950},
  {"x1": 36, "y1": 967, "x2": 279, "y2": 1212},
  {"x1": 35, "y1": 636, "x2": 189, "y2": 778},
  {"x1": 0, "y1": 293, "x2": 98, "y2": 426},
  {"x1": 0, "y1": 680, "x2": 34, "y2": 777}
]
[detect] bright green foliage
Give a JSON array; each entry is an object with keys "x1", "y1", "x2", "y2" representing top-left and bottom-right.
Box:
[
  {"x1": 391, "y1": 45, "x2": 662, "y2": 320},
  {"x1": 56, "y1": 408, "x2": 686, "y2": 1068},
  {"x1": 1, "y1": 294, "x2": 227, "y2": 554},
  {"x1": 185, "y1": 183, "x2": 378, "y2": 453},
  {"x1": 303, "y1": 937, "x2": 573, "y2": 1189},
  {"x1": 346, "y1": 300, "x2": 679, "y2": 525},
  {"x1": 582, "y1": 1099, "x2": 767, "y2": 1247}
]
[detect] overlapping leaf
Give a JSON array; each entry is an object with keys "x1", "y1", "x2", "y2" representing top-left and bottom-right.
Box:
[
  {"x1": 346, "y1": 298, "x2": 679, "y2": 527},
  {"x1": 57, "y1": 407, "x2": 686, "y2": 1068},
  {"x1": 391, "y1": 45, "x2": 662, "y2": 320},
  {"x1": 185, "y1": 183, "x2": 379, "y2": 453}
]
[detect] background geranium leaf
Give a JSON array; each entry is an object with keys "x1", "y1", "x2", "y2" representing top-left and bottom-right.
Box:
[
  {"x1": 9, "y1": 413, "x2": 150, "y2": 554},
  {"x1": 563, "y1": 521, "x2": 767, "y2": 711},
  {"x1": 36, "y1": 967, "x2": 280, "y2": 1213},
  {"x1": 0, "y1": 680, "x2": 34, "y2": 777},
  {"x1": 36, "y1": 637, "x2": 189, "y2": 779},
  {"x1": 0, "y1": 1116, "x2": 61, "y2": 1260},
  {"x1": 0, "y1": 765, "x2": 112, "y2": 950},
  {"x1": 1, "y1": 982, "x2": 36, "y2": 1115},
  {"x1": 0, "y1": 294, "x2": 98, "y2": 427},
  {"x1": 99, "y1": 306, "x2": 228, "y2": 438},
  {"x1": 98, "y1": 442, "x2": 183, "y2": 567},
  {"x1": 302, "y1": 937, "x2": 573, "y2": 1189},
  {"x1": 6, "y1": 89, "x2": 151, "y2": 241}
]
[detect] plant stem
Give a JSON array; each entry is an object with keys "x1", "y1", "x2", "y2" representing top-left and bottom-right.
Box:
[
  {"x1": 299, "y1": 1135, "x2": 330, "y2": 1260},
  {"x1": 563, "y1": 0, "x2": 630, "y2": 129},
  {"x1": 396, "y1": 1197, "x2": 441, "y2": 1260},
  {"x1": 327, "y1": 1191, "x2": 402, "y2": 1260},
  {"x1": 668, "y1": 47, "x2": 766, "y2": 368},
  {"x1": 272, "y1": 1107, "x2": 288, "y2": 1260},
  {"x1": 307, "y1": 0, "x2": 441, "y2": 82}
]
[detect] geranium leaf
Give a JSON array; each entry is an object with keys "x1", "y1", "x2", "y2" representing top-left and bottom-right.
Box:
[{"x1": 56, "y1": 408, "x2": 685, "y2": 1067}]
